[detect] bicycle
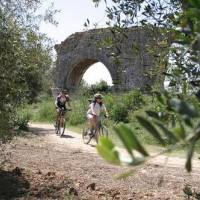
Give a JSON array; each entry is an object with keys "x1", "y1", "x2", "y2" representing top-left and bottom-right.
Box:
[
  {"x1": 55, "y1": 108, "x2": 70, "y2": 137},
  {"x1": 82, "y1": 115, "x2": 109, "y2": 144}
]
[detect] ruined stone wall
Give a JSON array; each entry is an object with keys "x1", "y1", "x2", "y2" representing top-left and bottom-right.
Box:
[{"x1": 54, "y1": 27, "x2": 166, "y2": 91}]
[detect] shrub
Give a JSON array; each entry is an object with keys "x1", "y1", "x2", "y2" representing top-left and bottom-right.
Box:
[
  {"x1": 80, "y1": 80, "x2": 112, "y2": 95},
  {"x1": 68, "y1": 110, "x2": 86, "y2": 126},
  {"x1": 123, "y1": 90, "x2": 144, "y2": 111},
  {"x1": 91, "y1": 80, "x2": 111, "y2": 93},
  {"x1": 108, "y1": 90, "x2": 144, "y2": 123},
  {"x1": 36, "y1": 102, "x2": 55, "y2": 122},
  {"x1": 0, "y1": 115, "x2": 14, "y2": 143},
  {"x1": 104, "y1": 93, "x2": 116, "y2": 111},
  {"x1": 15, "y1": 111, "x2": 31, "y2": 131},
  {"x1": 110, "y1": 103, "x2": 129, "y2": 123},
  {"x1": 68, "y1": 98, "x2": 88, "y2": 126}
]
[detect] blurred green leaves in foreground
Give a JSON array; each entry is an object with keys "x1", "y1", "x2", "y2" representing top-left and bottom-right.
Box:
[{"x1": 97, "y1": 93, "x2": 200, "y2": 172}]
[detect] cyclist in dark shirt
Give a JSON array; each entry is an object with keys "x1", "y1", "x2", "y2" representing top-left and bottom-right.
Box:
[{"x1": 55, "y1": 89, "x2": 71, "y2": 127}]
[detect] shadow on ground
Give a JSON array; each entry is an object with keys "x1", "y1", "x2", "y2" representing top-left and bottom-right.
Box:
[
  {"x1": 0, "y1": 167, "x2": 79, "y2": 199},
  {"x1": 0, "y1": 167, "x2": 30, "y2": 199},
  {"x1": 60, "y1": 135, "x2": 75, "y2": 139},
  {"x1": 15, "y1": 126, "x2": 55, "y2": 138}
]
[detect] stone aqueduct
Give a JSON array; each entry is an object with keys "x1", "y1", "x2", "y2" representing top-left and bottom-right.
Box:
[{"x1": 54, "y1": 27, "x2": 165, "y2": 92}]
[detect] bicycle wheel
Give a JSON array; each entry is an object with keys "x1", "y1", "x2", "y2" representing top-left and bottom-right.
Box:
[
  {"x1": 82, "y1": 128, "x2": 93, "y2": 144},
  {"x1": 100, "y1": 125, "x2": 108, "y2": 138}
]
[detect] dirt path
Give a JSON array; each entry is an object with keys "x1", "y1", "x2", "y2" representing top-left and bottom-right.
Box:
[
  {"x1": 2, "y1": 123, "x2": 200, "y2": 199},
  {"x1": 29, "y1": 123, "x2": 200, "y2": 170}
]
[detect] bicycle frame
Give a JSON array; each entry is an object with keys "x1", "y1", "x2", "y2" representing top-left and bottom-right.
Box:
[
  {"x1": 82, "y1": 116, "x2": 108, "y2": 144},
  {"x1": 56, "y1": 109, "x2": 67, "y2": 136},
  {"x1": 59, "y1": 110, "x2": 66, "y2": 125}
]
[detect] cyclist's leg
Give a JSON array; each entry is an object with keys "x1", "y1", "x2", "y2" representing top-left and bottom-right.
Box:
[
  {"x1": 95, "y1": 117, "x2": 101, "y2": 135},
  {"x1": 55, "y1": 111, "x2": 61, "y2": 135},
  {"x1": 60, "y1": 115, "x2": 66, "y2": 136},
  {"x1": 58, "y1": 107, "x2": 66, "y2": 127},
  {"x1": 55, "y1": 108, "x2": 60, "y2": 127},
  {"x1": 93, "y1": 117, "x2": 101, "y2": 143},
  {"x1": 62, "y1": 111, "x2": 67, "y2": 127}
]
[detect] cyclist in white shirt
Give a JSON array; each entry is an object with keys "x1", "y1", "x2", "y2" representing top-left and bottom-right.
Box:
[{"x1": 87, "y1": 93, "x2": 108, "y2": 132}]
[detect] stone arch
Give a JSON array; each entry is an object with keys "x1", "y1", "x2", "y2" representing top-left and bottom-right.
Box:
[
  {"x1": 54, "y1": 27, "x2": 168, "y2": 92},
  {"x1": 54, "y1": 35, "x2": 121, "y2": 91}
]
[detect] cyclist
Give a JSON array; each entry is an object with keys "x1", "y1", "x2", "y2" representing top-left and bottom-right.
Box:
[
  {"x1": 87, "y1": 93, "x2": 108, "y2": 134},
  {"x1": 55, "y1": 89, "x2": 71, "y2": 127}
]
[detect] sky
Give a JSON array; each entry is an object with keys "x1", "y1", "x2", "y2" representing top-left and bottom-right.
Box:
[{"x1": 39, "y1": 0, "x2": 113, "y2": 85}]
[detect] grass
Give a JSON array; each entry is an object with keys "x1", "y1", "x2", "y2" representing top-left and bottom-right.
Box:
[
  {"x1": 66, "y1": 123, "x2": 84, "y2": 134},
  {"x1": 18, "y1": 97, "x2": 55, "y2": 123}
]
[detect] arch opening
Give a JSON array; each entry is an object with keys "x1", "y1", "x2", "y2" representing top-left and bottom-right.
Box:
[
  {"x1": 82, "y1": 62, "x2": 113, "y2": 86},
  {"x1": 66, "y1": 60, "x2": 113, "y2": 90}
]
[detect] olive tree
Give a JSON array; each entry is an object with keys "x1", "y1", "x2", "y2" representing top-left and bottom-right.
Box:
[
  {"x1": 0, "y1": 0, "x2": 57, "y2": 140},
  {"x1": 93, "y1": 0, "x2": 200, "y2": 172}
]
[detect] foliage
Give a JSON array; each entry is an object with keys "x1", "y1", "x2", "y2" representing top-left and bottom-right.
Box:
[
  {"x1": 97, "y1": 91, "x2": 200, "y2": 172},
  {"x1": 22, "y1": 90, "x2": 145, "y2": 126},
  {"x1": 24, "y1": 96, "x2": 87, "y2": 125},
  {"x1": 35, "y1": 101, "x2": 55, "y2": 123},
  {"x1": 123, "y1": 90, "x2": 144, "y2": 110},
  {"x1": 14, "y1": 110, "x2": 31, "y2": 131},
  {"x1": 79, "y1": 80, "x2": 112, "y2": 95},
  {"x1": 0, "y1": 0, "x2": 57, "y2": 141},
  {"x1": 23, "y1": 98, "x2": 55, "y2": 123},
  {"x1": 110, "y1": 103, "x2": 129, "y2": 122},
  {"x1": 76, "y1": 84, "x2": 144, "y2": 123},
  {"x1": 93, "y1": 0, "x2": 200, "y2": 172},
  {"x1": 90, "y1": 80, "x2": 111, "y2": 93},
  {"x1": 109, "y1": 90, "x2": 144, "y2": 122},
  {"x1": 68, "y1": 98, "x2": 88, "y2": 126},
  {"x1": 93, "y1": 0, "x2": 200, "y2": 90}
]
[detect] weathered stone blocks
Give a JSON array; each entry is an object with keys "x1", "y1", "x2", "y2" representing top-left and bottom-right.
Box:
[{"x1": 54, "y1": 27, "x2": 166, "y2": 91}]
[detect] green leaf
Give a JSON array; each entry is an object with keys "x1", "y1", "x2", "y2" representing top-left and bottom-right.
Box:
[
  {"x1": 183, "y1": 116, "x2": 193, "y2": 128},
  {"x1": 170, "y1": 98, "x2": 198, "y2": 118},
  {"x1": 185, "y1": 139, "x2": 196, "y2": 172},
  {"x1": 136, "y1": 116, "x2": 165, "y2": 145},
  {"x1": 155, "y1": 93, "x2": 165, "y2": 105},
  {"x1": 130, "y1": 157, "x2": 145, "y2": 166},
  {"x1": 189, "y1": 0, "x2": 200, "y2": 7},
  {"x1": 97, "y1": 137, "x2": 120, "y2": 165},
  {"x1": 146, "y1": 111, "x2": 160, "y2": 119},
  {"x1": 113, "y1": 124, "x2": 133, "y2": 158},
  {"x1": 171, "y1": 115, "x2": 176, "y2": 127},
  {"x1": 172, "y1": 125, "x2": 186, "y2": 139},
  {"x1": 114, "y1": 124, "x2": 149, "y2": 157},
  {"x1": 154, "y1": 121, "x2": 179, "y2": 144}
]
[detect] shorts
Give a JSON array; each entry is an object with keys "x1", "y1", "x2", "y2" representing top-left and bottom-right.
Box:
[
  {"x1": 87, "y1": 114, "x2": 100, "y2": 123},
  {"x1": 56, "y1": 107, "x2": 66, "y2": 113}
]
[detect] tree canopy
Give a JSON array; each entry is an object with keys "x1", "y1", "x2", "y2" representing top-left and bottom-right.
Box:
[
  {"x1": 0, "y1": 0, "x2": 57, "y2": 139},
  {"x1": 94, "y1": 0, "x2": 200, "y2": 172}
]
